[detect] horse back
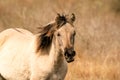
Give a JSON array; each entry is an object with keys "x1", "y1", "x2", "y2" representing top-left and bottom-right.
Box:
[{"x1": 0, "y1": 28, "x2": 33, "y2": 48}]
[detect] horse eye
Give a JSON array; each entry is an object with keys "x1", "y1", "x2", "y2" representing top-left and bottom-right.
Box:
[{"x1": 57, "y1": 33, "x2": 61, "y2": 36}]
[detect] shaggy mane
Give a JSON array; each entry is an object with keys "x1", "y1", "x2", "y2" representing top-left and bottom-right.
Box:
[{"x1": 36, "y1": 24, "x2": 54, "y2": 52}]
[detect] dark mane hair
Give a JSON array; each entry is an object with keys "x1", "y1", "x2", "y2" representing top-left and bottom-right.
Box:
[
  {"x1": 36, "y1": 24, "x2": 53, "y2": 51},
  {"x1": 36, "y1": 13, "x2": 75, "y2": 52}
]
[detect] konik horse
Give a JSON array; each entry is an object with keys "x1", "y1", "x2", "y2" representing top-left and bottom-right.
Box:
[{"x1": 0, "y1": 13, "x2": 76, "y2": 80}]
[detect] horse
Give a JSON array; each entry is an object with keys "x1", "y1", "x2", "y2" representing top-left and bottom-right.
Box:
[{"x1": 0, "y1": 13, "x2": 76, "y2": 80}]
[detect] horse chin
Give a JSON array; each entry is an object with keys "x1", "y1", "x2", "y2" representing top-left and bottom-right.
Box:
[{"x1": 66, "y1": 57, "x2": 74, "y2": 63}]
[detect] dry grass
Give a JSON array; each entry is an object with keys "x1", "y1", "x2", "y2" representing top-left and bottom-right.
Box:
[{"x1": 0, "y1": 0, "x2": 120, "y2": 80}]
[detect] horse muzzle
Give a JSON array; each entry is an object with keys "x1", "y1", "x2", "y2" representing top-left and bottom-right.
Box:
[{"x1": 64, "y1": 49, "x2": 76, "y2": 63}]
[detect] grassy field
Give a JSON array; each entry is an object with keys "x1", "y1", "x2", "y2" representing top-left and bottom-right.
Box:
[{"x1": 0, "y1": 0, "x2": 120, "y2": 80}]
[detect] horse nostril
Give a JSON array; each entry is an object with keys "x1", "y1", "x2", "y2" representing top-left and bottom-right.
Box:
[
  {"x1": 65, "y1": 51, "x2": 68, "y2": 56},
  {"x1": 72, "y1": 51, "x2": 76, "y2": 56},
  {"x1": 65, "y1": 51, "x2": 71, "y2": 57}
]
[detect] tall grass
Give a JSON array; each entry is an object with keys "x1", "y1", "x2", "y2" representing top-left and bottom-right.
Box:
[{"x1": 0, "y1": 0, "x2": 120, "y2": 80}]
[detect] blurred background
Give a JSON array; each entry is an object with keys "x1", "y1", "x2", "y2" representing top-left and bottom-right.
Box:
[{"x1": 0, "y1": 0, "x2": 120, "y2": 80}]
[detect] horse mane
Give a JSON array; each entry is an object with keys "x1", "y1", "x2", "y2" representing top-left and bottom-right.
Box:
[
  {"x1": 36, "y1": 23, "x2": 54, "y2": 52},
  {"x1": 36, "y1": 13, "x2": 75, "y2": 52}
]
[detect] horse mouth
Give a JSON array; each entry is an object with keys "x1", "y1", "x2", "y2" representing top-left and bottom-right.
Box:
[{"x1": 66, "y1": 57, "x2": 74, "y2": 63}]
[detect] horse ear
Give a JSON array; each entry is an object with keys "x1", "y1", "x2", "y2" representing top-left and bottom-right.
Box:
[
  {"x1": 43, "y1": 14, "x2": 61, "y2": 37},
  {"x1": 55, "y1": 13, "x2": 61, "y2": 25},
  {"x1": 69, "y1": 13, "x2": 75, "y2": 23},
  {"x1": 55, "y1": 13, "x2": 66, "y2": 28}
]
